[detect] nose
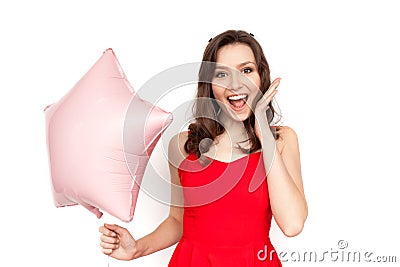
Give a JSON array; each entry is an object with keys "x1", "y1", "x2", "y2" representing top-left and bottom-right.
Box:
[{"x1": 229, "y1": 70, "x2": 243, "y2": 91}]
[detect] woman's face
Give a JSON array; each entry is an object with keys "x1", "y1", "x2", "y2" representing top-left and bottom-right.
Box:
[{"x1": 211, "y1": 43, "x2": 261, "y2": 122}]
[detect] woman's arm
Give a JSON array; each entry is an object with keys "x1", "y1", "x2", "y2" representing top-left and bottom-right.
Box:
[
  {"x1": 254, "y1": 78, "x2": 307, "y2": 237},
  {"x1": 260, "y1": 126, "x2": 308, "y2": 237}
]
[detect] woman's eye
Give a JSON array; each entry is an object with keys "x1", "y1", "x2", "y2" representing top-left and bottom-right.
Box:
[
  {"x1": 242, "y1": 67, "x2": 253, "y2": 74},
  {"x1": 215, "y1": 72, "x2": 227, "y2": 78}
]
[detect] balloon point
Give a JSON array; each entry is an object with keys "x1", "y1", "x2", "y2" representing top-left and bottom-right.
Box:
[{"x1": 104, "y1": 48, "x2": 114, "y2": 54}]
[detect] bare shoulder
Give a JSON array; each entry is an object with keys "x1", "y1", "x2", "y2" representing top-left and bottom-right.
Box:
[
  {"x1": 168, "y1": 131, "x2": 189, "y2": 168},
  {"x1": 276, "y1": 125, "x2": 298, "y2": 140},
  {"x1": 275, "y1": 126, "x2": 299, "y2": 154}
]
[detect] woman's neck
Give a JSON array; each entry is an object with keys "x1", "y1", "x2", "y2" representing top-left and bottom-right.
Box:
[
  {"x1": 217, "y1": 111, "x2": 249, "y2": 143},
  {"x1": 202, "y1": 111, "x2": 252, "y2": 160}
]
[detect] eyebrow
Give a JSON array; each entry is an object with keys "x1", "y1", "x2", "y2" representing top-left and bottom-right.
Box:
[{"x1": 215, "y1": 61, "x2": 256, "y2": 69}]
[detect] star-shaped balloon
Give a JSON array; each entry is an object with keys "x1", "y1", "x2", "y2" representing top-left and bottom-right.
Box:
[{"x1": 44, "y1": 48, "x2": 172, "y2": 222}]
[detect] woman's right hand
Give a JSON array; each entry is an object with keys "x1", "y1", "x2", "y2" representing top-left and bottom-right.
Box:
[{"x1": 99, "y1": 223, "x2": 137, "y2": 261}]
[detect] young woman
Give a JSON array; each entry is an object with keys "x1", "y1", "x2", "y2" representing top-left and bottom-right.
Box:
[{"x1": 99, "y1": 30, "x2": 308, "y2": 266}]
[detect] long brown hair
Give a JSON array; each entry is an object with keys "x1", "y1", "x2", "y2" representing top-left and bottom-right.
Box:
[{"x1": 185, "y1": 30, "x2": 281, "y2": 160}]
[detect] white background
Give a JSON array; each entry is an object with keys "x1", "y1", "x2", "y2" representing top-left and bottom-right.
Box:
[{"x1": 1, "y1": 0, "x2": 399, "y2": 266}]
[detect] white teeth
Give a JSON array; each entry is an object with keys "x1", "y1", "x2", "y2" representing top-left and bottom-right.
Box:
[{"x1": 228, "y1": 94, "x2": 247, "y2": 101}]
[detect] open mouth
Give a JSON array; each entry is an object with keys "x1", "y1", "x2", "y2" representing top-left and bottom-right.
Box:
[{"x1": 227, "y1": 94, "x2": 248, "y2": 111}]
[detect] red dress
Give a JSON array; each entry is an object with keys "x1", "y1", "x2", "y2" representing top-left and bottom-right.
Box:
[{"x1": 168, "y1": 151, "x2": 282, "y2": 266}]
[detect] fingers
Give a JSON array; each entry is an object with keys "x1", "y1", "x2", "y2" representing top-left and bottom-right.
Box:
[
  {"x1": 100, "y1": 236, "x2": 119, "y2": 256},
  {"x1": 257, "y1": 78, "x2": 280, "y2": 110},
  {"x1": 264, "y1": 77, "x2": 280, "y2": 98},
  {"x1": 99, "y1": 224, "x2": 120, "y2": 255},
  {"x1": 99, "y1": 225, "x2": 117, "y2": 237},
  {"x1": 100, "y1": 234, "x2": 119, "y2": 244},
  {"x1": 99, "y1": 223, "x2": 132, "y2": 257},
  {"x1": 102, "y1": 248, "x2": 113, "y2": 255},
  {"x1": 265, "y1": 89, "x2": 278, "y2": 104},
  {"x1": 100, "y1": 240, "x2": 119, "y2": 250},
  {"x1": 103, "y1": 223, "x2": 127, "y2": 236}
]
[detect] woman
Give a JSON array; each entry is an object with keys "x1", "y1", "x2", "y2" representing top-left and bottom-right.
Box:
[{"x1": 99, "y1": 30, "x2": 308, "y2": 266}]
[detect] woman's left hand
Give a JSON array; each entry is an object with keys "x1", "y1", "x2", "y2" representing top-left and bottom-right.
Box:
[{"x1": 254, "y1": 77, "x2": 280, "y2": 141}]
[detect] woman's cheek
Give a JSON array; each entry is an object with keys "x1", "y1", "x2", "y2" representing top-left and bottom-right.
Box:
[{"x1": 212, "y1": 87, "x2": 226, "y2": 102}]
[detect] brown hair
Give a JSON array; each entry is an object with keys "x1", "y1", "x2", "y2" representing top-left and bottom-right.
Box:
[{"x1": 185, "y1": 30, "x2": 281, "y2": 160}]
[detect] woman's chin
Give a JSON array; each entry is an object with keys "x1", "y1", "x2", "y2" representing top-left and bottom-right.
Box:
[{"x1": 224, "y1": 106, "x2": 251, "y2": 122}]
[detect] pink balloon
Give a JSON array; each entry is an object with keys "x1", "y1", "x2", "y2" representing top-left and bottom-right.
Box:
[{"x1": 44, "y1": 48, "x2": 172, "y2": 222}]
